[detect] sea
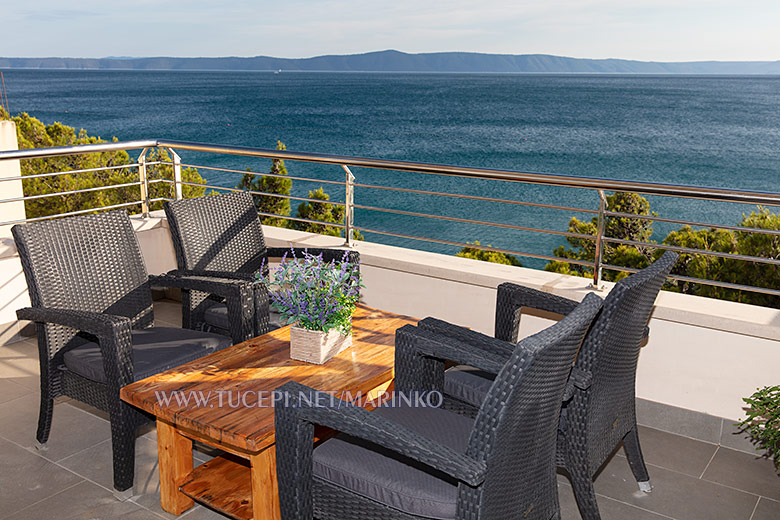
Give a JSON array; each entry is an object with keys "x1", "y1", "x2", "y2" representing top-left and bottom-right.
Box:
[{"x1": 3, "y1": 70, "x2": 780, "y2": 267}]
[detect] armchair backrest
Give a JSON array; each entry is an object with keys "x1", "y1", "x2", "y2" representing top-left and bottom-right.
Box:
[
  {"x1": 464, "y1": 292, "x2": 603, "y2": 519},
  {"x1": 164, "y1": 191, "x2": 267, "y2": 275},
  {"x1": 12, "y1": 210, "x2": 153, "y2": 356},
  {"x1": 573, "y1": 251, "x2": 678, "y2": 468}
]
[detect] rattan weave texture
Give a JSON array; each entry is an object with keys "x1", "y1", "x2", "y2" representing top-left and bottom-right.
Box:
[
  {"x1": 13, "y1": 210, "x2": 237, "y2": 492},
  {"x1": 397, "y1": 251, "x2": 678, "y2": 520},
  {"x1": 275, "y1": 292, "x2": 603, "y2": 519},
  {"x1": 164, "y1": 191, "x2": 359, "y2": 343}
]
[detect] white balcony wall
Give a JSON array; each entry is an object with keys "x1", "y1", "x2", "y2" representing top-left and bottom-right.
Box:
[{"x1": 1, "y1": 215, "x2": 777, "y2": 422}]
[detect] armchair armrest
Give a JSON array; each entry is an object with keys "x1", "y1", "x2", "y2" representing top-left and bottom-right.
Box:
[
  {"x1": 495, "y1": 283, "x2": 580, "y2": 342},
  {"x1": 151, "y1": 272, "x2": 264, "y2": 342},
  {"x1": 276, "y1": 381, "x2": 486, "y2": 486},
  {"x1": 397, "y1": 324, "x2": 510, "y2": 373},
  {"x1": 17, "y1": 307, "x2": 132, "y2": 339},
  {"x1": 168, "y1": 269, "x2": 256, "y2": 283},
  {"x1": 16, "y1": 306, "x2": 135, "y2": 386},
  {"x1": 418, "y1": 317, "x2": 515, "y2": 357},
  {"x1": 151, "y1": 272, "x2": 259, "y2": 297},
  {"x1": 394, "y1": 324, "x2": 509, "y2": 395},
  {"x1": 266, "y1": 247, "x2": 359, "y2": 264}
]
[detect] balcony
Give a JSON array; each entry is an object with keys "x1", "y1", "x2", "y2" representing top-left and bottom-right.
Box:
[{"x1": 0, "y1": 132, "x2": 779, "y2": 519}]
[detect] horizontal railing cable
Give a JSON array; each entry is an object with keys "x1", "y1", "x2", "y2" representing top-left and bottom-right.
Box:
[
  {"x1": 177, "y1": 181, "x2": 346, "y2": 206},
  {"x1": 605, "y1": 210, "x2": 780, "y2": 237},
  {"x1": 353, "y1": 182, "x2": 600, "y2": 214},
  {"x1": 601, "y1": 236, "x2": 780, "y2": 266},
  {"x1": 355, "y1": 226, "x2": 594, "y2": 267},
  {"x1": 0, "y1": 200, "x2": 144, "y2": 226},
  {"x1": 0, "y1": 162, "x2": 140, "y2": 182},
  {"x1": 180, "y1": 163, "x2": 345, "y2": 186},
  {"x1": 353, "y1": 204, "x2": 594, "y2": 240},
  {"x1": 0, "y1": 181, "x2": 143, "y2": 204}
]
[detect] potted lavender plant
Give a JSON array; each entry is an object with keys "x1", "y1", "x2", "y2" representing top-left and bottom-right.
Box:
[{"x1": 260, "y1": 249, "x2": 362, "y2": 364}]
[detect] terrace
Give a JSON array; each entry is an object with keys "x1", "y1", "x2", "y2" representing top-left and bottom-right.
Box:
[{"x1": 0, "y1": 127, "x2": 778, "y2": 519}]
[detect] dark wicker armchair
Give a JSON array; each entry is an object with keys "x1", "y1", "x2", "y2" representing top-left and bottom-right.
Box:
[
  {"x1": 163, "y1": 191, "x2": 359, "y2": 343},
  {"x1": 274, "y1": 292, "x2": 603, "y2": 520},
  {"x1": 12, "y1": 210, "x2": 248, "y2": 494},
  {"x1": 396, "y1": 251, "x2": 678, "y2": 520}
]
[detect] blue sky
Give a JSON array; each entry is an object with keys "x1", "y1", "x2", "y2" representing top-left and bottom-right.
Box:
[{"x1": 2, "y1": 0, "x2": 779, "y2": 61}]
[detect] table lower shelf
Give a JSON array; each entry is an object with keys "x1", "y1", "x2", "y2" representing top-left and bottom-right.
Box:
[{"x1": 180, "y1": 454, "x2": 253, "y2": 520}]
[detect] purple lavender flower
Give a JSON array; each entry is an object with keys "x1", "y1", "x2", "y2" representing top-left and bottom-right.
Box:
[{"x1": 259, "y1": 248, "x2": 361, "y2": 334}]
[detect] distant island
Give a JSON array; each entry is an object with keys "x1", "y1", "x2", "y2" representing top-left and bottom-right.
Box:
[{"x1": 1, "y1": 50, "x2": 779, "y2": 74}]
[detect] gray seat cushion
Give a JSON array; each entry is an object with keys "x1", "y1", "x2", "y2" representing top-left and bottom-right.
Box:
[
  {"x1": 63, "y1": 326, "x2": 233, "y2": 383},
  {"x1": 312, "y1": 404, "x2": 475, "y2": 519},
  {"x1": 204, "y1": 302, "x2": 283, "y2": 333},
  {"x1": 444, "y1": 365, "x2": 495, "y2": 408}
]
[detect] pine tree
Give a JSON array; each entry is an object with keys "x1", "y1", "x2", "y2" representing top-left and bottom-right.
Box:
[
  {"x1": 290, "y1": 187, "x2": 363, "y2": 240},
  {"x1": 236, "y1": 141, "x2": 292, "y2": 227}
]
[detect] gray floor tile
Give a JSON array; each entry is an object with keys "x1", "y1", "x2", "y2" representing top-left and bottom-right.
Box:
[
  {"x1": 5, "y1": 480, "x2": 162, "y2": 520},
  {"x1": 58, "y1": 436, "x2": 156, "y2": 495},
  {"x1": 66, "y1": 398, "x2": 111, "y2": 421},
  {"x1": 702, "y1": 447, "x2": 780, "y2": 501},
  {"x1": 0, "y1": 436, "x2": 84, "y2": 518},
  {"x1": 636, "y1": 398, "x2": 723, "y2": 444},
  {"x1": 180, "y1": 504, "x2": 230, "y2": 519},
  {"x1": 0, "y1": 339, "x2": 40, "y2": 390},
  {"x1": 153, "y1": 300, "x2": 183, "y2": 328},
  {"x1": 131, "y1": 490, "x2": 202, "y2": 520},
  {"x1": 614, "y1": 425, "x2": 718, "y2": 478},
  {"x1": 720, "y1": 420, "x2": 766, "y2": 455},
  {"x1": 0, "y1": 393, "x2": 110, "y2": 462},
  {"x1": 751, "y1": 497, "x2": 780, "y2": 520},
  {"x1": 558, "y1": 480, "x2": 670, "y2": 520},
  {"x1": 594, "y1": 455, "x2": 759, "y2": 520},
  {"x1": 139, "y1": 425, "x2": 219, "y2": 464},
  {"x1": 59, "y1": 432, "x2": 211, "y2": 519},
  {"x1": 0, "y1": 378, "x2": 32, "y2": 404}
]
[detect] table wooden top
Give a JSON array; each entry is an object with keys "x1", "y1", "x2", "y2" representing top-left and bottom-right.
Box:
[{"x1": 120, "y1": 305, "x2": 416, "y2": 453}]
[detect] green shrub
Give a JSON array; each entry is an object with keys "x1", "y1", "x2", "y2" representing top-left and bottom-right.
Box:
[{"x1": 738, "y1": 385, "x2": 780, "y2": 469}]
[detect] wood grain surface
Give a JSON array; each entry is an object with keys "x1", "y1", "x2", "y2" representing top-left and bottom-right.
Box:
[{"x1": 121, "y1": 305, "x2": 416, "y2": 453}]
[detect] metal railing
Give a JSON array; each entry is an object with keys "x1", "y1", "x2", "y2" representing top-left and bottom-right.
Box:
[{"x1": 2, "y1": 138, "x2": 780, "y2": 298}]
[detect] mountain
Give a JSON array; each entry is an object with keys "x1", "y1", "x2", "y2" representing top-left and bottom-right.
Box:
[{"x1": 1, "y1": 50, "x2": 779, "y2": 74}]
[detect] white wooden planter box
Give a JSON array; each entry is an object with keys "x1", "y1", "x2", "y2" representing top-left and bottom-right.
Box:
[{"x1": 289, "y1": 325, "x2": 353, "y2": 364}]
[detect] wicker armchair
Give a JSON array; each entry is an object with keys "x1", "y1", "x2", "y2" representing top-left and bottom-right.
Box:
[
  {"x1": 12, "y1": 210, "x2": 246, "y2": 494},
  {"x1": 396, "y1": 251, "x2": 678, "y2": 520},
  {"x1": 163, "y1": 191, "x2": 359, "y2": 343},
  {"x1": 274, "y1": 293, "x2": 603, "y2": 520}
]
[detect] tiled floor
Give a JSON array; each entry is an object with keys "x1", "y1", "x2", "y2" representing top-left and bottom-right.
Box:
[{"x1": 0, "y1": 300, "x2": 777, "y2": 520}]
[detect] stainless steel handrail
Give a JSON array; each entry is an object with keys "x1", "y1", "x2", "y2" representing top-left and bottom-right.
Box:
[
  {"x1": 3, "y1": 138, "x2": 780, "y2": 299},
  {"x1": 4, "y1": 138, "x2": 780, "y2": 205}
]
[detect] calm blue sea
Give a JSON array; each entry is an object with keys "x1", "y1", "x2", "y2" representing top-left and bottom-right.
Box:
[{"x1": 3, "y1": 70, "x2": 780, "y2": 266}]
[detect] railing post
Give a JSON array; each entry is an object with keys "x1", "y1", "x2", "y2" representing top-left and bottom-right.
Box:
[
  {"x1": 342, "y1": 165, "x2": 355, "y2": 247},
  {"x1": 137, "y1": 148, "x2": 150, "y2": 217},
  {"x1": 591, "y1": 189, "x2": 607, "y2": 289},
  {"x1": 168, "y1": 148, "x2": 183, "y2": 200}
]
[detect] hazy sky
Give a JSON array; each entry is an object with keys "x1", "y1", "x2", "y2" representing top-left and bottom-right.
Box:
[{"x1": 2, "y1": 0, "x2": 779, "y2": 61}]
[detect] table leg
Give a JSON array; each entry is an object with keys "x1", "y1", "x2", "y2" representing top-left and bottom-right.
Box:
[
  {"x1": 250, "y1": 445, "x2": 280, "y2": 520},
  {"x1": 157, "y1": 419, "x2": 194, "y2": 515}
]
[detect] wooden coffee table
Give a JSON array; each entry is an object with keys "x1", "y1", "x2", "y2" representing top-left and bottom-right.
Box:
[{"x1": 120, "y1": 304, "x2": 416, "y2": 520}]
